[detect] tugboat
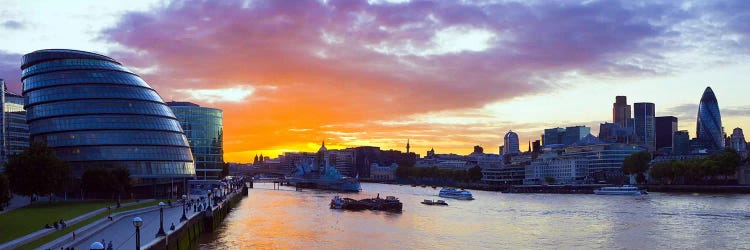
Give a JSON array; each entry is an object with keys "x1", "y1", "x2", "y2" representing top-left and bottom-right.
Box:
[{"x1": 421, "y1": 199, "x2": 448, "y2": 206}]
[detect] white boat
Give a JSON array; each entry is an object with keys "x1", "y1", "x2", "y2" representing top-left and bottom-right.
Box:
[
  {"x1": 439, "y1": 188, "x2": 474, "y2": 200},
  {"x1": 594, "y1": 185, "x2": 647, "y2": 195}
]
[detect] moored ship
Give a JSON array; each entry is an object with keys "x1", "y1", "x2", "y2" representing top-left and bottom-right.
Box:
[{"x1": 287, "y1": 142, "x2": 361, "y2": 192}]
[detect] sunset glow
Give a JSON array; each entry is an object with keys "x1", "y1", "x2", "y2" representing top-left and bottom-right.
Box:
[{"x1": 1, "y1": 0, "x2": 749, "y2": 162}]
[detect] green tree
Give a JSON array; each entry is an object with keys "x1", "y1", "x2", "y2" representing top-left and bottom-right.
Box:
[
  {"x1": 714, "y1": 149, "x2": 741, "y2": 183},
  {"x1": 395, "y1": 165, "x2": 411, "y2": 178},
  {"x1": 622, "y1": 151, "x2": 651, "y2": 184},
  {"x1": 81, "y1": 168, "x2": 113, "y2": 198},
  {"x1": 468, "y1": 165, "x2": 483, "y2": 182},
  {"x1": 4, "y1": 142, "x2": 71, "y2": 203},
  {"x1": 110, "y1": 168, "x2": 131, "y2": 203},
  {"x1": 0, "y1": 173, "x2": 10, "y2": 210},
  {"x1": 544, "y1": 176, "x2": 556, "y2": 185}
]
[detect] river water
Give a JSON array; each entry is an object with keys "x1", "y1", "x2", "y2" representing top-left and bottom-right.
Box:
[{"x1": 198, "y1": 183, "x2": 750, "y2": 249}]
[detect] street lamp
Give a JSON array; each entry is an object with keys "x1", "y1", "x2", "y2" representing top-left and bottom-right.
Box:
[
  {"x1": 180, "y1": 194, "x2": 188, "y2": 222},
  {"x1": 155, "y1": 202, "x2": 166, "y2": 237},
  {"x1": 207, "y1": 190, "x2": 212, "y2": 208},
  {"x1": 132, "y1": 216, "x2": 143, "y2": 250}
]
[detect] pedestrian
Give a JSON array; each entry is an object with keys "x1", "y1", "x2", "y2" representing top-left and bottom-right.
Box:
[
  {"x1": 54, "y1": 221, "x2": 59, "y2": 230},
  {"x1": 107, "y1": 240, "x2": 113, "y2": 250},
  {"x1": 170, "y1": 223, "x2": 175, "y2": 231},
  {"x1": 72, "y1": 231, "x2": 76, "y2": 240},
  {"x1": 101, "y1": 239, "x2": 105, "y2": 246}
]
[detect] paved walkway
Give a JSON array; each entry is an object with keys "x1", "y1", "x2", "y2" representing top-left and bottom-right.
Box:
[
  {"x1": 0, "y1": 194, "x2": 56, "y2": 215},
  {"x1": 55, "y1": 200, "x2": 210, "y2": 250}
]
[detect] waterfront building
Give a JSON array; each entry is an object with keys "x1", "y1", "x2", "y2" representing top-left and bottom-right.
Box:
[
  {"x1": 369, "y1": 163, "x2": 397, "y2": 181},
  {"x1": 482, "y1": 165, "x2": 525, "y2": 185},
  {"x1": 634, "y1": 102, "x2": 656, "y2": 151},
  {"x1": 327, "y1": 149, "x2": 356, "y2": 177},
  {"x1": 21, "y1": 49, "x2": 195, "y2": 179},
  {"x1": 0, "y1": 80, "x2": 29, "y2": 162},
  {"x1": 167, "y1": 101, "x2": 223, "y2": 179},
  {"x1": 503, "y1": 131, "x2": 520, "y2": 155},
  {"x1": 729, "y1": 128, "x2": 748, "y2": 159},
  {"x1": 613, "y1": 96, "x2": 632, "y2": 128},
  {"x1": 524, "y1": 157, "x2": 589, "y2": 185},
  {"x1": 696, "y1": 87, "x2": 724, "y2": 151},
  {"x1": 543, "y1": 127, "x2": 565, "y2": 146},
  {"x1": 563, "y1": 126, "x2": 591, "y2": 145},
  {"x1": 563, "y1": 143, "x2": 645, "y2": 182},
  {"x1": 673, "y1": 130, "x2": 691, "y2": 155},
  {"x1": 655, "y1": 116, "x2": 678, "y2": 151}
]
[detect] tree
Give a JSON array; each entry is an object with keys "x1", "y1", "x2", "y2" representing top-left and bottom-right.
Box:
[
  {"x1": 221, "y1": 162, "x2": 230, "y2": 178},
  {"x1": 395, "y1": 165, "x2": 411, "y2": 178},
  {"x1": 81, "y1": 168, "x2": 113, "y2": 198},
  {"x1": 110, "y1": 168, "x2": 131, "y2": 203},
  {"x1": 4, "y1": 142, "x2": 71, "y2": 203},
  {"x1": 0, "y1": 173, "x2": 10, "y2": 210},
  {"x1": 468, "y1": 165, "x2": 483, "y2": 182},
  {"x1": 622, "y1": 151, "x2": 651, "y2": 184},
  {"x1": 544, "y1": 176, "x2": 556, "y2": 185}
]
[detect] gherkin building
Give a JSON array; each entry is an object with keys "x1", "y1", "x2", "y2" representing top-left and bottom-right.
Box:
[
  {"x1": 696, "y1": 86, "x2": 724, "y2": 151},
  {"x1": 21, "y1": 49, "x2": 195, "y2": 179}
]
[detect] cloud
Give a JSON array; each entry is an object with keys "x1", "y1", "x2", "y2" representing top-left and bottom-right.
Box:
[
  {"x1": 94, "y1": 0, "x2": 750, "y2": 161},
  {"x1": 1, "y1": 20, "x2": 24, "y2": 30},
  {"x1": 0, "y1": 51, "x2": 23, "y2": 93}
]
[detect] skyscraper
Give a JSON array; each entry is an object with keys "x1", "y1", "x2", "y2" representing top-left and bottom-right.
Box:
[
  {"x1": 634, "y1": 102, "x2": 655, "y2": 151},
  {"x1": 655, "y1": 116, "x2": 678, "y2": 151},
  {"x1": 563, "y1": 126, "x2": 591, "y2": 145},
  {"x1": 0, "y1": 79, "x2": 30, "y2": 162},
  {"x1": 543, "y1": 127, "x2": 565, "y2": 146},
  {"x1": 167, "y1": 101, "x2": 224, "y2": 179},
  {"x1": 696, "y1": 87, "x2": 724, "y2": 151},
  {"x1": 22, "y1": 49, "x2": 195, "y2": 179},
  {"x1": 503, "y1": 131, "x2": 520, "y2": 155},
  {"x1": 729, "y1": 128, "x2": 747, "y2": 159},
  {"x1": 613, "y1": 96, "x2": 631, "y2": 128}
]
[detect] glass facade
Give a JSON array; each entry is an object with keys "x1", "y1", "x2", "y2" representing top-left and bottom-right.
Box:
[
  {"x1": 1, "y1": 79, "x2": 30, "y2": 162},
  {"x1": 634, "y1": 102, "x2": 655, "y2": 151},
  {"x1": 696, "y1": 87, "x2": 724, "y2": 151},
  {"x1": 166, "y1": 102, "x2": 223, "y2": 179},
  {"x1": 21, "y1": 49, "x2": 195, "y2": 178}
]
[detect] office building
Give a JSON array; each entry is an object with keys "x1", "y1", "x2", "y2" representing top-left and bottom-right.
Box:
[
  {"x1": 655, "y1": 116, "x2": 678, "y2": 151},
  {"x1": 0, "y1": 80, "x2": 30, "y2": 162},
  {"x1": 503, "y1": 131, "x2": 520, "y2": 155},
  {"x1": 696, "y1": 87, "x2": 724, "y2": 151},
  {"x1": 22, "y1": 49, "x2": 195, "y2": 179},
  {"x1": 543, "y1": 127, "x2": 565, "y2": 146},
  {"x1": 563, "y1": 126, "x2": 591, "y2": 145},
  {"x1": 673, "y1": 130, "x2": 691, "y2": 155},
  {"x1": 613, "y1": 96, "x2": 631, "y2": 128},
  {"x1": 524, "y1": 158, "x2": 589, "y2": 185},
  {"x1": 634, "y1": 102, "x2": 655, "y2": 151},
  {"x1": 729, "y1": 128, "x2": 747, "y2": 159},
  {"x1": 167, "y1": 102, "x2": 224, "y2": 179}
]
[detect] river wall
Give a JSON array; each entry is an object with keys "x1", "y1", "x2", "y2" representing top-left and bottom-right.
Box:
[{"x1": 144, "y1": 187, "x2": 246, "y2": 250}]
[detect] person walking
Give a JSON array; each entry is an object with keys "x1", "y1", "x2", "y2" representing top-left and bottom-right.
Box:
[
  {"x1": 106, "y1": 240, "x2": 113, "y2": 250},
  {"x1": 72, "y1": 231, "x2": 76, "y2": 240}
]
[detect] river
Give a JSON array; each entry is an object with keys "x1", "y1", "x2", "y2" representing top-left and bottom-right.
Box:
[{"x1": 197, "y1": 182, "x2": 750, "y2": 249}]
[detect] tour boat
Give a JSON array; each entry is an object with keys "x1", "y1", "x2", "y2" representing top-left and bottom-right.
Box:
[
  {"x1": 438, "y1": 188, "x2": 474, "y2": 200},
  {"x1": 594, "y1": 185, "x2": 647, "y2": 195}
]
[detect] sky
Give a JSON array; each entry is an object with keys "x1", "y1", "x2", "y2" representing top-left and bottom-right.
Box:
[{"x1": 1, "y1": 0, "x2": 749, "y2": 163}]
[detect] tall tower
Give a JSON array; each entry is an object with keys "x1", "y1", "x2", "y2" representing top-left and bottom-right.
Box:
[
  {"x1": 696, "y1": 87, "x2": 724, "y2": 151},
  {"x1": 503, "y1": 131, "x2": 520, "y2": 155},
  {"x1": 613, "y1": 96, "x2": 632, "y2": 128},
  {"x1": 406, "y1": 139, "x2": 410, "y2": 153},
  {"x1": 634, "y1": 102, "x2": 655, "y2": 151}
]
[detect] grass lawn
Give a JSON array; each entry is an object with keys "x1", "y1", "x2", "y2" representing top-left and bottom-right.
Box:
[
  {"x1": 18, "y1": 200, "x2": 161, "y2": 250},
  {"x1": 0, "y1": 199, "x2": 158, "y2": 245}
]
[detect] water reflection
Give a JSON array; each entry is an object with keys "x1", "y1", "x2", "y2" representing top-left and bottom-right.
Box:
[{"x1": 199, "y1": 183, "x2": 750, "y2": 249}]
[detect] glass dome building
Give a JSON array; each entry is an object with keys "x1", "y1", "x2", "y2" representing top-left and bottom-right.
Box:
[
  {"x1": 21, "y1": 49, "x2": 195, "y2": 179},
  {"x1": 696, "y1": 87, "x2": 724, "y2": 151}
]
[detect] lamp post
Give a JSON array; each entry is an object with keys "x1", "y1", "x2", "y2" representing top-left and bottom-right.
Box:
[
  {"x1": 155, "y1": 202, "x2": 166, "y2": 237},
  {"x1": 207, "y1": 190, "x2": 212, "y2": 209},
  {"x1": 180, "y1": 194, "x2": 188, "y2": 222},
  {"x1": 132, "y1": 216, "x2": 143, "y2": 250}
]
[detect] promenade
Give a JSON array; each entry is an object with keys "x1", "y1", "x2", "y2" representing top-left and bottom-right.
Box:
[{"x1": 43, "y1": 201, "x2": 205, "y2": 250}]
